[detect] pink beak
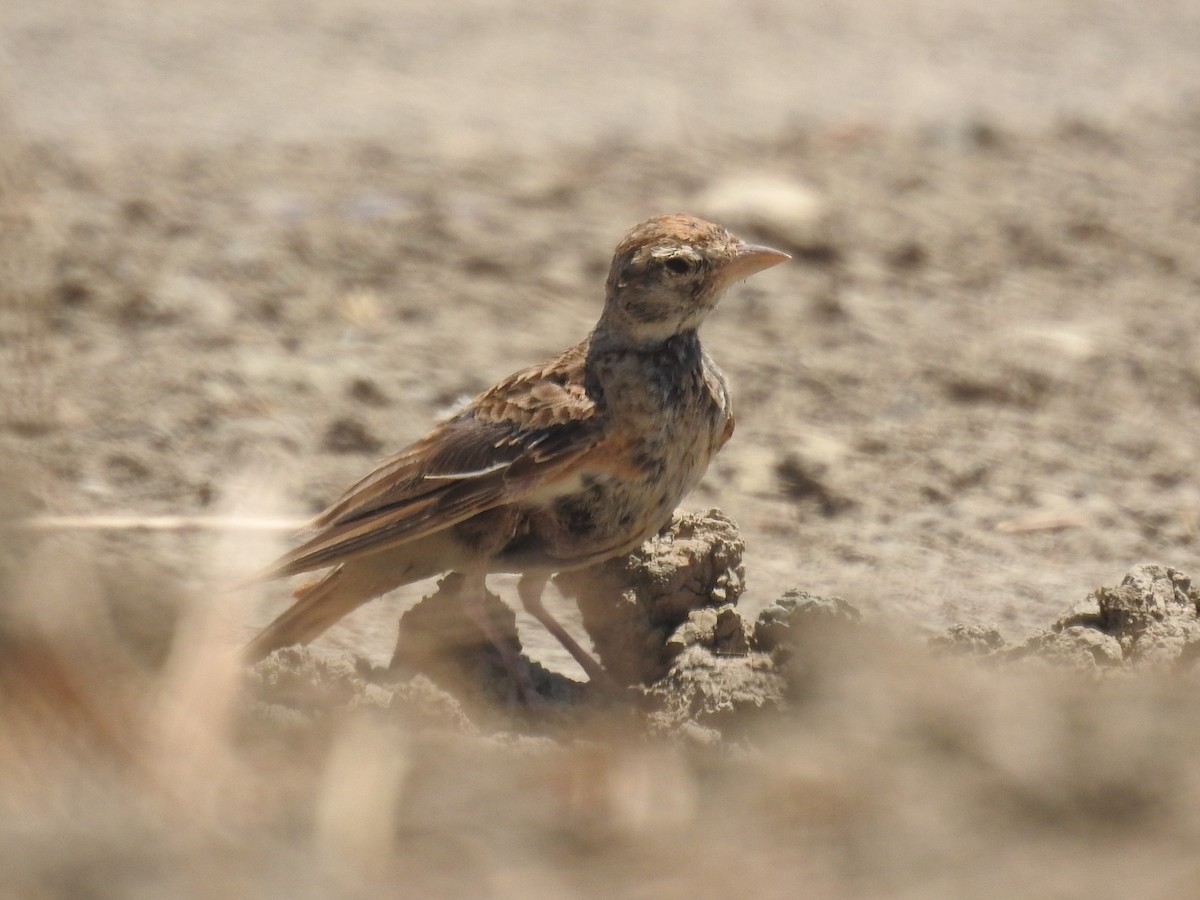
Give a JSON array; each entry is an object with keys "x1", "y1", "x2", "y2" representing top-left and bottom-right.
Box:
[{"x1": 715, "y1": 242, "x2": 791, "y2": 291}]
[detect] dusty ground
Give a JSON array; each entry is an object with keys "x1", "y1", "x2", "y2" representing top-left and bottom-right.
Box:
[{"x1": 2, "y1": 1, "x2": 1200, "y2": 897}]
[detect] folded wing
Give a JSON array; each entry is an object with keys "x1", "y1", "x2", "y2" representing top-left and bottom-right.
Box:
[{"x1": 256, "y1": 345, "x2": 601, "y2": 579}]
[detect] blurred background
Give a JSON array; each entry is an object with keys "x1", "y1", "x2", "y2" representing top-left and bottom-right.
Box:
[
  {"x1": 6, "y1": 0, "x2": 1200, "y2": 148},
  {"x1": 2, "y1": 1, "x2": 1200, "y2": 897}
]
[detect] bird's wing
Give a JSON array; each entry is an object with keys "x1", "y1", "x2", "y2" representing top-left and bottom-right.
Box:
[{"x1": 257, "y1": 345, "x2": 603, "y2": 579}]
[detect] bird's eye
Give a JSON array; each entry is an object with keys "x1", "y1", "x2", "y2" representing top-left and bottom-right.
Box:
[{"x1": 664, "y1": 256, "x2": 694, "y2": 275}]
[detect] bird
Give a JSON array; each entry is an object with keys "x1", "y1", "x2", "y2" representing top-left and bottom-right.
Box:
[{"x1": 244, "y1": 214, "x2": 789, "y2": 695}]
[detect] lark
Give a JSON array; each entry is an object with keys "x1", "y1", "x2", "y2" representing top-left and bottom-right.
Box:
[{"x1": 245, "y1": 215, "x2": 788, "y2": 691}]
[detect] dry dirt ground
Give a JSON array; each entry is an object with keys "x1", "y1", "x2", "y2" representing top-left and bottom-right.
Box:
[{"x1": 2, "y1": 1, "x2": 1200, "y2": 897}]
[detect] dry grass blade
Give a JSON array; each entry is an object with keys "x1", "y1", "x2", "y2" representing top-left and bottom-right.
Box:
[{"x1": 15, "y1": 515, "x2": 310, "y2": 532}]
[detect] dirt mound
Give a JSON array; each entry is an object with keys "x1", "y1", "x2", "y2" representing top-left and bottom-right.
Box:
[{"x1": 249, "y1": 512, "x2": 1200, "y2": 734}]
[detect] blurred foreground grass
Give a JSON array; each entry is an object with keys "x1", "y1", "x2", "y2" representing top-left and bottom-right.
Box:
[{"x1": 2, "y1": 517, "x2": 1199, "y2": 900}]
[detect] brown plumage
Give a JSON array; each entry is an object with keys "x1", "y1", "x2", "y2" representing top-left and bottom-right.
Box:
[{"x1": 245, "y1": 215, "x2": 788, "y2": 690}]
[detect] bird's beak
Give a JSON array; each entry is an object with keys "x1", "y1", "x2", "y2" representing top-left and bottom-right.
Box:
[{"x1": 715, "y1": 242, "x2": 791, "y2": 291}]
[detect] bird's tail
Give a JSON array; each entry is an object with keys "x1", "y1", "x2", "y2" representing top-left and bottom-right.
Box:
[{"x1": 244, "y1": 565, "x2": 369, "y2": 663}]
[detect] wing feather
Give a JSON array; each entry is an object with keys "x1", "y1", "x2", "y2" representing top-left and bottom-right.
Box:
[{"x1": 256, "y1": 342, "x2": 602, "y2": 580}]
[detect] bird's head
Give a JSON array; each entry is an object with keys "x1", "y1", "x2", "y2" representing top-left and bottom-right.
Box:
[{"x1": 598, "y1": 214, "x2": 789, "y2": 346}]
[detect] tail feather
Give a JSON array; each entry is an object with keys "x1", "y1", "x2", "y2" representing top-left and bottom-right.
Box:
[
  {"x1": 243, "y1": 535, "x2": 453, "y2": 663},
  {"x1": 244, "y1": 566, "x2": 369, "y2": 663}
]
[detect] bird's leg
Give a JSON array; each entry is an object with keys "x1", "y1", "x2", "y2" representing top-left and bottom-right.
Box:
[
  {"x1": 459, "y1": 573, "x2": 541, "y2": 704},
  {"x1": 518, "y1": 574, "x2": 618, "y2": 691}
]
